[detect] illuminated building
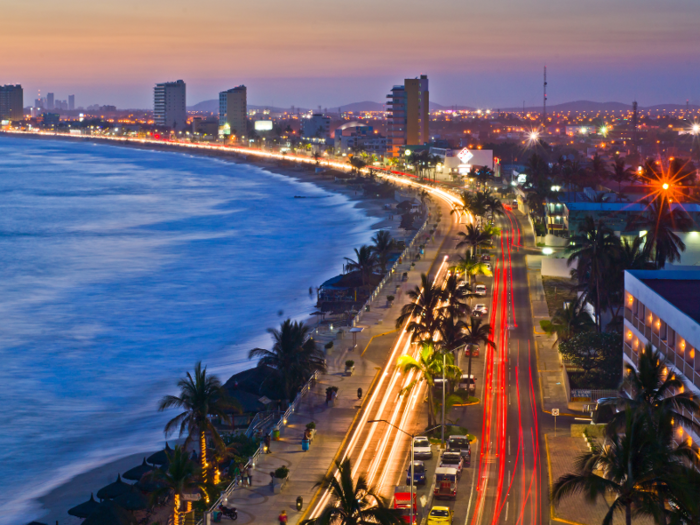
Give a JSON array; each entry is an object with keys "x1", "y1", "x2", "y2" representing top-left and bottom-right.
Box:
[
  {"x1": 334, "y1": 122, "x2": 386, "y2": 154},
  {"x1": 154, "y1": 80, "x2": 187, "y2": 131},
  {"x1": 301, "y1": 113, "x2": 331, "y2": 143},
  {"x1": 0, "y1": 84, "x2": 23, "y2": 121},
  {"x1": 218, "y1": 86, "x2": 247, "y2": 142},
  {"x1": 386, "y1": 75, "x2": 429, "y2": 157}
]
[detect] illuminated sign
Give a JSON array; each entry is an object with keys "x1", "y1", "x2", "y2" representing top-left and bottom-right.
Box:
[
  {"x1": 254, "y1": 120, "x2": 273, "y2": 131},
  {"x1": 457, "y1": 148, "x2": 474, "y2": 164}
]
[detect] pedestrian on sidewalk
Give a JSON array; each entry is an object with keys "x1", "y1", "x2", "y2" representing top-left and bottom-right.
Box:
[
  {"x1": 279, "y1": 510, "x2": 288, "y2": 525},
  {"x1": 264, "y1": 433, "x2": 272, "y2": 453}
]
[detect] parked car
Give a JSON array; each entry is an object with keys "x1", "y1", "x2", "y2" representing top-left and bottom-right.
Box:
[
  {"x1": 427, "y1": 506, "x2": 453, "y2": 525},
  {"x1": 447, "y1": 435, "x2": 471, "y2": 466},
  {"x1": 481, "y1": 254, "x2": 491, "y2": 262},
  {"x1": 439, "y1": 451, "x2": 464, "y2": 478},
  {"x1": 472, "y1": 304, "x2": 488, "y2": 317},
  {"x1": 412, "y1": 437, "x2": 432, "y2": 459},
  {"x1": 475, "y1": 284, "x2": 487, "y2": 296},
  {"x1": 406, "y1": 461, "x2": 427, "y2": 485},
  {"x1": 464, "y1": 344, "x2": 479, "y2": 357},
  {"x1": 458, "y1": 374, "x2": 476, "y2": 393},
  {"x1": 433, "y1": 467, "x2": 458, "y2": 500}
]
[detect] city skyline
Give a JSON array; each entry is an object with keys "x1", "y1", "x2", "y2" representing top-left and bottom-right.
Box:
[{"x1": 2, "y1": 0, "x2": 699, "y2": 109}]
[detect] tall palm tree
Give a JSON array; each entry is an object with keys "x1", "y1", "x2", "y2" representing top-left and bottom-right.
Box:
[
  {"x1": 371, "y1": 230, "x2": 394, "y2": 275},
  {"x1": 609, "y1": 155, "x2": 634, "y2": 193},
  {"x1": 450, "y1": 253, "x2": 492, "y2": 287},
  {"x1": 441, "y1": 273, "x2": 470, "y2": 320},
  {"x1": 566, "y1": 216, "x2": 620, "y2": 332},
  {"x1": 159, "y1": 362, "x2": 236, "y2": 481},
  {"x1": 302, "y1": 458, "x2": 402, "y2": 525},
  {"x1": 462, "y1": 318, "x2": 494, "y2": 401},
  {"x1": 397, "y1": 343, "x2": 459, "y2": 427},
  {"x1": 484, "y1": 195, "x2": 505, "y2": 223},
  {"x1": 395, "y1": 273, "x2": 446, "y2": 343},
  {"x1": 438, "y1": 316, "x2": 468, "y2": 355},
  {"x1": 629, "y1": 201, "x2": 692, "y2": 268},
  {"x1": 249, "y1": 319, "x2": 327, "y2": 401},
  {"x1": 451, "y1": 191, "x2": 474, "y2": 221},
  {"x1": 543, "y1": 295, "x2": 595, "y2": 347},
  {"x1": 552, "y1": 410, "x2": 679, "y2": 525},
  {"x1": 148, "y1": 446, "x2": 200, "y2": 525},
  {"x1": 603, "y1": 236, "x2": 652, "y2": 324},
  {"x1": 345, "y1": 245, "x2": 378, "y2": 287},
  {"x1": 457, "y1": 224, "x2": 490, "y2": 257},
  {"x1": 600, "y1": 344, "x2": 700, "y2": 435},
  {"x1": 588, "y1": 153, "x2": 609, "y2": 186}
]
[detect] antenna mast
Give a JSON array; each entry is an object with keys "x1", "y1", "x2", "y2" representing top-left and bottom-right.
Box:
[
  {"x1": 543, "y1": 66, "x2": 547, "y2": 129},
  {"x1": 632, "y1": 100, "x2": 638, "y2": 149}
]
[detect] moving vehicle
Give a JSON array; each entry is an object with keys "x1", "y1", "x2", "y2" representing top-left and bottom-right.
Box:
[
  {"x1": 475, "y1": 284, "x2": 487, "y2": 296},
  {"x1": 439, "y1": 451, "x2": 464, "y2": 478},
  {"x1": 464, "y1": 344, "x2": 479, "y2": 357},
  {"x1": 434, "y1": 467, "x2": 458, "y2": 499},
  {"x1": 485, "y1": 263, "x2": 492, "y2": 271},
  {"x1": 406, "y1": 461, "x2": 427, "y2": 485},
  {"x1": 393, "y1": 485, "x2": 417, "y2": 524},
  {"x1": 433, "y1": 378, "x2": 448, "y2": 394},
  {"x1": 458, "y1": 374, "x2": 476, "y2": 393},
  {"x1": 447, "y1": 435, "x2": 471, "y2": 466},
  {"x1": 412, "y1": 436, "x2": 432, "y2": 459},
  {"x1": 472, "y1": 304, "x2": 488, "y2": 317},
  {"x1": 427, "y1": 506, "x2": 453, "y2": 525},
  {"x1": 481, "y1": 254, "x2": 491, "y2": 262}
]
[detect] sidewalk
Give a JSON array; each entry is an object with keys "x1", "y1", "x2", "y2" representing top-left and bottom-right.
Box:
[{"x1": 221, "y1": 197, "x2": 456, "y2": 525}]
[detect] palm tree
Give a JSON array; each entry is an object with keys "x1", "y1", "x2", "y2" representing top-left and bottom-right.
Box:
[
  {"x1": 345, "y1": 245, "x2": 378, "y2": 288},
  {"x1": 603, "y1": 236, "x2": 652, "y2": 325},
  {"x1": 457, "y1": 224, "x2": 490, "y2": 257},
  {"x1": 484, "y1": 195, "x2": 505, "y2": 223},
  {"x1": 462, "y1": 317, "x2": 494, "y2": 401},
  {"x1": 566, "y1": 216, "x2": 620, "y2": 332},
  {"x1": 629, "y1": 201, "x2": 692, "y2": 268},
  {"x1": 312, "y1": 151, "x2": 321, "y2": 165},
  {"x1": 601, "y1": 344, "x2": 700, "y2": 435},
  {"x1": 450, "y1": 253, "x2": 492, "y2": 287},
  {"x1": 552, "y1": 410, "x2": 677, "y2": 525},
  {"x1": 302, "y1": 458, "x2": 402, "y2": 525},
  {"x1": 395, "y1": 273, "x2": 446, "y2": 343},
  {"x1": 441, "y1": 273, "x2": 470, "y2": 320},
  {"x1": 397, "y1": 343, "x2": 459, "y2": 427},
  {"x1": 371, "y1": 231, "x2": 394, "y2": 275},
  {"x1": 148, "y1": 446, "x2": 200, "y2": 525},
  {"x1": 438, "y1": 316, "x2": 468, "y2": 355},
  {"x1": 451, "y1": 191, "x2": 474, "y2": 221},
  {"x1": 159, "y1": 362, "x2": 236, "y2": 481},
  {"x1": 249, "y1": 319, "x2": 327, "y2": 401},
  {"x1": 609, "y1": 156, "x2": 634, "y2": 193},
  {"x1": 588, "y1": 153, "x2": 609, "y2": 186},
  {"x1": 542, "y1": 295, "x2": 595, "y2": 346}
]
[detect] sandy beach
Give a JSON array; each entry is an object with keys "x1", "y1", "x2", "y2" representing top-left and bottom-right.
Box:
[{"x1": 13, "y1": 133, "x2": 420, "y2": 525}]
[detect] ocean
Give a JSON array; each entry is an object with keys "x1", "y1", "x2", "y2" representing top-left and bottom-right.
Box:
[{"x1": 0, "y1": 136, "x2": 377, "y2": 524}]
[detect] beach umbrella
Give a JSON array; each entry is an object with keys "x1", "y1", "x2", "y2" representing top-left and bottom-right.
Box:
[
  {"x1": 83, "y1": 500, "x2": 137, "y2": 525},
  {"x1": 96, "y1": 474, "x2": 131, "y2": 500},
  {"x1": 68, "y1": 493, "x2": 101, "y2": 518},
  {"x1": 123, "y1": 458, "x2": 153, "y2": 481},
  {"x1": 113, "y1": 487, "x2": 149, "y2": 511},
  {"x1": 134, "y1": 475, "x2": 163, "y2": 494},
  {"x1": 146, "y1": 442, "x2": 173, "y2": 466}
]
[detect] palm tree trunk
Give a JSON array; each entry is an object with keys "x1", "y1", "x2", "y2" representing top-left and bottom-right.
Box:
[
  {"x1": 596, "y1": 279, "x2": 602, "y2": 333},
  {"x1": 200, "y1": 430, "x2": 208, "y2": 481},
  {"x1": 626, "y1": 502, "x2": 632, "y2": 525},
  {"x1": 426, "y1": 386, "x2": 436, "y2": 428},
  {"x1": 173, "y1": 494, "x2": 181, "y2": 525}
]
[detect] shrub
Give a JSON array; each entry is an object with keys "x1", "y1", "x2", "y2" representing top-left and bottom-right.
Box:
[
  {"x1": 306, "y1": 422, "x2": 316, "y2": 430},
  {"x1": 324, "y1": 341, "x2": 333, "y2": 350},
  {"x1": 345, "y1": 360, "x2": 355, "y2": 368},
  {"x1": 387, "y1": 295, "x2": 395, "y2": 302},
  {"x1": 274, "y1": 466, "x2": 289, "y2": 479}
]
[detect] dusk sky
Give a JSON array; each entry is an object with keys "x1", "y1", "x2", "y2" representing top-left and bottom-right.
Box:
[{"x1": 3, "y1": 0, "x2": 699, "y2": 109}]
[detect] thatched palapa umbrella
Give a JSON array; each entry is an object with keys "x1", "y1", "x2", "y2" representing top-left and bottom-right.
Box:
[
  {"x1": 123, "y1": 458, "x2": 154, "y2": 481},
  {"x1": 83, "y1": 500, "x2": 137, "y2": 525},
  {"x1": 113, "y1": 487, "x2": 149, "y2": 511},
  {"x1": 68, "y1": 493, "x2": 101, "y2": 518},
  {"x1": 146, "y1": 442, "x2": 173, "y2": 466},
  {"x1": 96, "y1": 474, "x2": 131, "y2": 500}
]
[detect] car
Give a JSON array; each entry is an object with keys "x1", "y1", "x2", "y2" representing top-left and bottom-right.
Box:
[
  {"x1": 427, "y1": 506, "x2": 453, "y2": 525},
  {"x1": 447, "y1": 435, "x2": 472, "y2": 465},
  {"x1": 406, "y1": 461, "x2": 427, "y2": 485},
  {"x1": 481, "y1": 254, "x2": 491, "y2": 262},
  {"x1": 412, "y1": 436, "x2": 432, "y2": 459},
  {"x1": 474, "y1": 284, "x2": 487, "y2": 296},
  {"x1": 458, "y1": 374, "x2": 476, "y2": 393},
  {"x1": 472, "y1": 304, "x2": 488, "y2": 317},
  {"x1": 439, "y1": 451, "x2": 464, "y2": 478},
  {"x1": 464, "y1": 344, "x2": 479, "y2": 357}
]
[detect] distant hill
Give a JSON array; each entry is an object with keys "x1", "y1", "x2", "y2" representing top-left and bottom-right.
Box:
[
  {"x1": 502, "y1": 100, "x2": 699, "y2": 113},
  {"x1": 188, "y1": 99, "x2": 298, "y2": 113}
]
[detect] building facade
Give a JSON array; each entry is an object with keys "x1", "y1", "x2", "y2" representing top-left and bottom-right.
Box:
[
  {"x1": 623, "y1": 269, "x2": 700, "y2": 443},
  {"x1": 301, "y1": 113, "x2": 331, "y2": 143},
  {"x1": 386, "y1": 75, "x2": 429, "y2": 157},
  {"x1": 0, "y1": 85, "x2": 24, "y2": 121},
  {"x1": 218, "y1": 86, "x2": 247, "y2": 142},
  {"x1": 334, "y1": 122, "x2": 386, "y2": 155},
  {"x1": 68, "y1": 95, "x2": 75, "y2": 110},
  {"x1": 154, "y1": 80, "x2": 187, "y2": 131}
]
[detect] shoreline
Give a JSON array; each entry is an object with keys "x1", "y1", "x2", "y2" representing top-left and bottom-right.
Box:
[{"x1": 2, "y1": 133, "x2": 421, "y2": 525}]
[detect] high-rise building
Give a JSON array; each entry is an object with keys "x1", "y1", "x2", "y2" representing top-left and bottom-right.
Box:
[
  {"x1": 68, "y1": 95, "x2": 75, "y2": 111},
  {"x1": 0, "y1": 85, "x2": 24, "y2": 121},
  {"x1": 153, "y1": 80, "x2": 187, "y2": 131},
  {"x1": 218, "y1": 86, "x2": 247, "y2": 142},
  {"x1": 301, "y1": 113, "x2": 331, "y2": 143},
  {"x1": 386, "y1": 75, "x2": 429, "y2": 157},
  {"x1": 47, "y1": 92, "x2": 54, "y2": 110}
]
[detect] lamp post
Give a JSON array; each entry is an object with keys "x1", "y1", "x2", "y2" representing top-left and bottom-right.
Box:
[{"x1": 368, "y1": 420, "x2": 443, "y2": 525}]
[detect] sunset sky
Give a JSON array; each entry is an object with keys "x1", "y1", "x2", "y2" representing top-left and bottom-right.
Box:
[{"x1": 2, "y1": 0, "x2": 699, "y2": 109}]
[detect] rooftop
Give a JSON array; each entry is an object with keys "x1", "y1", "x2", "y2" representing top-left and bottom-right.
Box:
[{"x1": 628, "y1": 269, "x2": 700, "y2": 324}]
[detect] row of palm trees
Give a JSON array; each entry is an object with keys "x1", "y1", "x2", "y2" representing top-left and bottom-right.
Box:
[
  {"x1": 344, "y1": 230, "x2": 397, "y2": 286},
  {"x1": 453, "y1": 187, "x2": 505, "y2": 226},
  {"x1": 395, "y1": 270, "x2": 495, "y2": 428},
  {"x1": 552, "y1": 345, "x2": 700, "y2": 525}
]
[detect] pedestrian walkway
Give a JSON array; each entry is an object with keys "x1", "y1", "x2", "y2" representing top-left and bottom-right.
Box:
[{"x1": 219, "y1": 196, "x2": 457, "y2": 525}]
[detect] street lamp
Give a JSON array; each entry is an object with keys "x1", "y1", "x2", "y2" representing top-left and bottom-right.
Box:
[{"x1": 368, "y1": 420, "x2": 443, "y2": 525}]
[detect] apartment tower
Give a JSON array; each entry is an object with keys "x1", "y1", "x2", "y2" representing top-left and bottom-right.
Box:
[
  {"x1": 386, "y1": 75, "x2": 429, "y2": 157},
  {"x1": 218, "y1": 86, "x2": 247, "y2": 142},
  {"x1": 0, "y1": 85, "x2": 24, "y2": 121},
  {"x1": 154, "y1": 80, "x2": 187, "y2": 131}
]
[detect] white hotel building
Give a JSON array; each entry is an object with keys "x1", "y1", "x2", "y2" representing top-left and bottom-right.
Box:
[{"x1": 623, "y1": 268, "x2": 700, "y2": 445}]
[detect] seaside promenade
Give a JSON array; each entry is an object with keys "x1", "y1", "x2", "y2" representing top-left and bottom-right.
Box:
[{"x1": 218, "y1": 195, "x2": 460, "y2": 525}]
